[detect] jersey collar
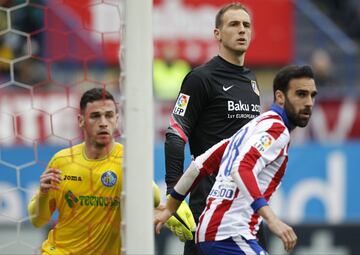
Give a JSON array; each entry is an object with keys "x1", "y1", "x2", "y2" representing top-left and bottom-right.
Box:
[
  {"x1": 270, "y1": 103, "x2": 295, "y2": 132},
  {"x1": 216, "y1": 55, "x2": 245, "y2": 71}
]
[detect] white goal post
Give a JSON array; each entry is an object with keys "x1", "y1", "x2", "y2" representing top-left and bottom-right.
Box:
[{"x1": 123, "y1": 0, "x2": 154, "y2": 254}]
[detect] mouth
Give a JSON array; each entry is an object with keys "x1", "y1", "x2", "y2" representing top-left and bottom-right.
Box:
[
  {"x1": 97, "y1": 131, "x2": 110, "y2": 136},
  {"x1": 237, "y1": 38, "x2": 246, "y2": 44},
  {"x1": 300, "y1": 110, "x2": 311, "y2": 118}
]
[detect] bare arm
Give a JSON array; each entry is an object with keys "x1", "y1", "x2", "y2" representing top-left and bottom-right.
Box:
[
  {"x1": 154, "y1": 195, "x2": 182, "y2": 234},
  {"x1": 154, "y1": 161, "x2": 200, "y2": 233},
  {"x1": 258, "y1": 205, "x2": 297, "y2": 252}
]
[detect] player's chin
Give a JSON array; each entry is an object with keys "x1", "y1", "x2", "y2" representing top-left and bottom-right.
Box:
[
  {"x1": 96, "y1": 136, "x2": 112, "y2": 145},
  {"x1": 297, "y1": 117, "x2": 310, "y2": 127},
  {"x1": 232, "y1": 45, "x2": 248, "y2": 54}
]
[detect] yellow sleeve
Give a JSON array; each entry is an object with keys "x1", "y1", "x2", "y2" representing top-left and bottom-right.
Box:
[
  {"x1": 153, "y1": 181, "x2": 161, "y2": 208},
  {"x1": 28, "y1": 191, "x2": 55, "y2": 228}
]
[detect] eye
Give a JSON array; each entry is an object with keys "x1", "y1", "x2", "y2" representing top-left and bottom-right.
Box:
[
  {"x1": 90, "y1": 113, "x2": 100, "y2": 119},
  {"x1": 243, "y1": 22, "x2": 251, "y2": 28},
  {"x1": 296, "y1": 91, "x2": 307, "y2": 97},
  {"x1": 106, "y1": 112, "x2": 115, "y2": 118}
]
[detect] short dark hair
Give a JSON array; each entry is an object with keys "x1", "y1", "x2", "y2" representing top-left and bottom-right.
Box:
[
  {"x1": 273, "y1": 65, "x2": 314, "y2": 99},
  {"x1": 80, "y1": 88, "x2": 116, "y2": 112},
  {"x1": 215, "y1": 2, "x2": 250, "y2": 28}
]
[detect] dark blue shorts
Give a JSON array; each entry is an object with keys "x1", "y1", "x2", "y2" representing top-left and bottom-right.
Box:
[{"x1": 197, "y1": 236, "x2": 268, "y2": 255}]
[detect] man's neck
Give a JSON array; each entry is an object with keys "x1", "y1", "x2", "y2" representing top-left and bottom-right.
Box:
[
  {"x1": 219, "y1": 50, "x2": 245, "y2": 66},
  {"x1": 270, "y1": 103, "x2": 295, "y2": 132},
  {"x1": 84, "y1": 141, "x2": 114, "y2": 160}
]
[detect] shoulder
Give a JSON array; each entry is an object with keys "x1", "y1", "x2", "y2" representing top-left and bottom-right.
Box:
[
  {"x1": 255, "y1": 112, "x2": 290, "y2": 140},
  {"x1": 186, "y1": 66, "x2": 209, "y2": 81},
  {"x1": 49, "y1": 143, "x2": 83, "y2": 166},
  {"x1": 112, "y1": 143, "x2": 124, "y2": 158},
  {"x1": 53, "y1": 143, "x2": 83, "y2": 159},
  {"x1": 180, "y1": 68, "x2": 211, "y2": 95},
  {"x1": 188, "y1": 57, "x2": 218, "y2": 78},
  {"x1": 181, "y1": 58, "x2": 219, "y2": 90}
]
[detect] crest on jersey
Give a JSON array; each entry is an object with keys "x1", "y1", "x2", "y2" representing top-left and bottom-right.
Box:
[
  {"x1": 251, "y1": 80, "x2": 260, "y2": 96},
  {"x1": 101, "y1": 170, "x2": 117, "y2": 187},
  {"x1": 253, "y1": 134, "x2": 273, "y2": 153},
  {"x1": 173, "y1": 93, "x2": 190, "y2": 116}
]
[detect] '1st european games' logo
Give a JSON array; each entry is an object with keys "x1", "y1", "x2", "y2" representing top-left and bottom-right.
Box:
[
  {"x1": 101, "y1": 170, "x2": 117, "y2": 187},
  {"x1": 173, "y1": 93, "x2": 190, "y2": 116}
]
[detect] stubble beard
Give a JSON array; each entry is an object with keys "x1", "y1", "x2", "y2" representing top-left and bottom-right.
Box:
[
  {"x1": 284, "y1": 96, "x2": 310, "y2": 128},
  {"x1": 92, "y1": 136, "x2": 113, "y2": 149}
]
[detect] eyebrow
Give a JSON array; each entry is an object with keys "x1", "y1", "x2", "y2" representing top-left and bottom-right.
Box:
[
  {"x1": 89, "y1": 110, "x2": 115, "y2": 115},
  {"x1": 296, "y1": 89, "x2": 318, "y2": 96},
  {"x1": 228, "y1": 20, "x2": 251, "y2": 25}
]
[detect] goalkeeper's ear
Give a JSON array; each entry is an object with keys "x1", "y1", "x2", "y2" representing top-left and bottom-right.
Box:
[{"x1": 153, "y1": 181, "x2": 161, "y2": 208}]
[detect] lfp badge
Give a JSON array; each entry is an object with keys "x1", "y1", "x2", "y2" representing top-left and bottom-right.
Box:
[
  {"x1": 173, "y1": 93, "x2": 190, "y2": 116},
  {"x1": 101, "y1": 171, "x2": 117, "y2": 187},
  {"x1": 254, "y1": 134, "x2": 273, "y2": 153}
]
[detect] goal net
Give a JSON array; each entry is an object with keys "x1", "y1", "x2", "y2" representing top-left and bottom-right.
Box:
[{"x1": 0, "y1": 0, "x2": 153, "y2": 254}]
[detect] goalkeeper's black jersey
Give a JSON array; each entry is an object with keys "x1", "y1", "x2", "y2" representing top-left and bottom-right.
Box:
[{"x1": 165, "y1": 55, "x2": 261, "y2": 220}]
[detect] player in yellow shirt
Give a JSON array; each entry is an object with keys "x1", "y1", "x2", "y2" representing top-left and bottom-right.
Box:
[
  {"x1": 28, "y1": 88, "x2": 121, "y2": 254},
  {"x1": 28, "y1": 88, "x2": 162, "y2": 254},
  {"x1": 30, "y1": 143, "x2": 123, "y2": 254}
]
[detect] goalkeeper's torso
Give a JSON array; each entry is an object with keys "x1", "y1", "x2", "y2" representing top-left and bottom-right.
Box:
[
  {"x1": 168, "y1": 56, "x2": 261, "y2": 220},
  {"x1": 42, "y1": 142, "x2": 123, "y2": 255}
]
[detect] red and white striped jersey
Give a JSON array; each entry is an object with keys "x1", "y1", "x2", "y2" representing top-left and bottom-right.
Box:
[{"x1": 171, "y1": 104, "x2": 292, "y2": 242}]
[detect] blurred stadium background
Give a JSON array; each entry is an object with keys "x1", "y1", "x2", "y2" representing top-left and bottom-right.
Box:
[{"x1": 1, "y1": 0, "x2": 360, "y2": 254}]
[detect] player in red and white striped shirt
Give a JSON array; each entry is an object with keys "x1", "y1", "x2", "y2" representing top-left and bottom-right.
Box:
[{"x1": 155, "y1": 65, "x2": 317, "y2": 255}]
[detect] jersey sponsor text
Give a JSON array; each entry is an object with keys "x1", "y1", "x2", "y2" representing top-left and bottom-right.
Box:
[
  {"x1": 228, "y1": 101, "x2": 260, "y2": 113},
  {"x1": 65, "y1": 190, "x2": 120, "y2": 208}
]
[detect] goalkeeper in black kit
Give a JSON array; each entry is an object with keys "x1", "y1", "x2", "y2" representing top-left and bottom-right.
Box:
[{"x1": 164, "y1": 3, "x2": 262, "y2": 255}]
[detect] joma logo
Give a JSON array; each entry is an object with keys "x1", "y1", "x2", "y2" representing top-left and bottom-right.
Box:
[{"x1": 63, "y1": 175, "x2": 82, "y2": 181}]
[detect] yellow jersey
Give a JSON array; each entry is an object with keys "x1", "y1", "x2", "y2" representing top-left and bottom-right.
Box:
[{"x1": 29, "y1": 143, "x2": 123, "y2": 255}]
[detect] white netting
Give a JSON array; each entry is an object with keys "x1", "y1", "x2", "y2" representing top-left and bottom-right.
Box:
[{"x1": 0, "y1": 1, "x2": 124, "y2": 254}]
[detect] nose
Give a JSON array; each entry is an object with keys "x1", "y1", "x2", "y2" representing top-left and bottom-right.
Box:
[
  {"x1": 238, "y1": 22, "x2": 246, "y2": 33},
  {"x1": 239, "y1": 24, "x2": 245, "y2": 33},
  {"x1": 305, "y1": 95, "x2": 314, "y2": 108},
  {"x1": 99, "y1": 115, "x2": 108, "y2": 127}
]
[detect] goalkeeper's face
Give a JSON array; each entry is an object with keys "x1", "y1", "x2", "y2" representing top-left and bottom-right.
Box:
[{"x1": 79, "y1": 99, "x2": 119, "y2": 147}]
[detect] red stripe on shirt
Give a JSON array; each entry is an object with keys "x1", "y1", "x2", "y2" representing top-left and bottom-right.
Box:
[
  {"x1": 238, "y1": 147, "x2": 263, "y2": 199},
  {"x1": 248, "y1": 156, "x2": 288, "y2": 236},
  {"x1": 239, "y1": 122, "x2": 286, "y2": 200},
  {"x1": 264, "y1": 157, "x2": 288, "y2": 201},
  {"x1": 169, "y1": 116, "x2": 187, "y2": 143},
  {"x1": 205, "y1": 189, "x2": 239, "y2": 241},
  {"x1": 266, "y1": 122, "x2": 286, "y2": 140},
  {"x1": 197, "y1": 197, "x2": 215, "y2": 242},
  {"x1": 188, "y1": 141, "x2": 229, "y2": 193},
  {"x1": 257, "y1": 115, "x2": 281, "y2": 125},
  {"x1": 202, "y1": 141, "x2": 229, "y2": 175},
  {"x1": 248, "y1": 212, "x2": 260, "y2": 236}
]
